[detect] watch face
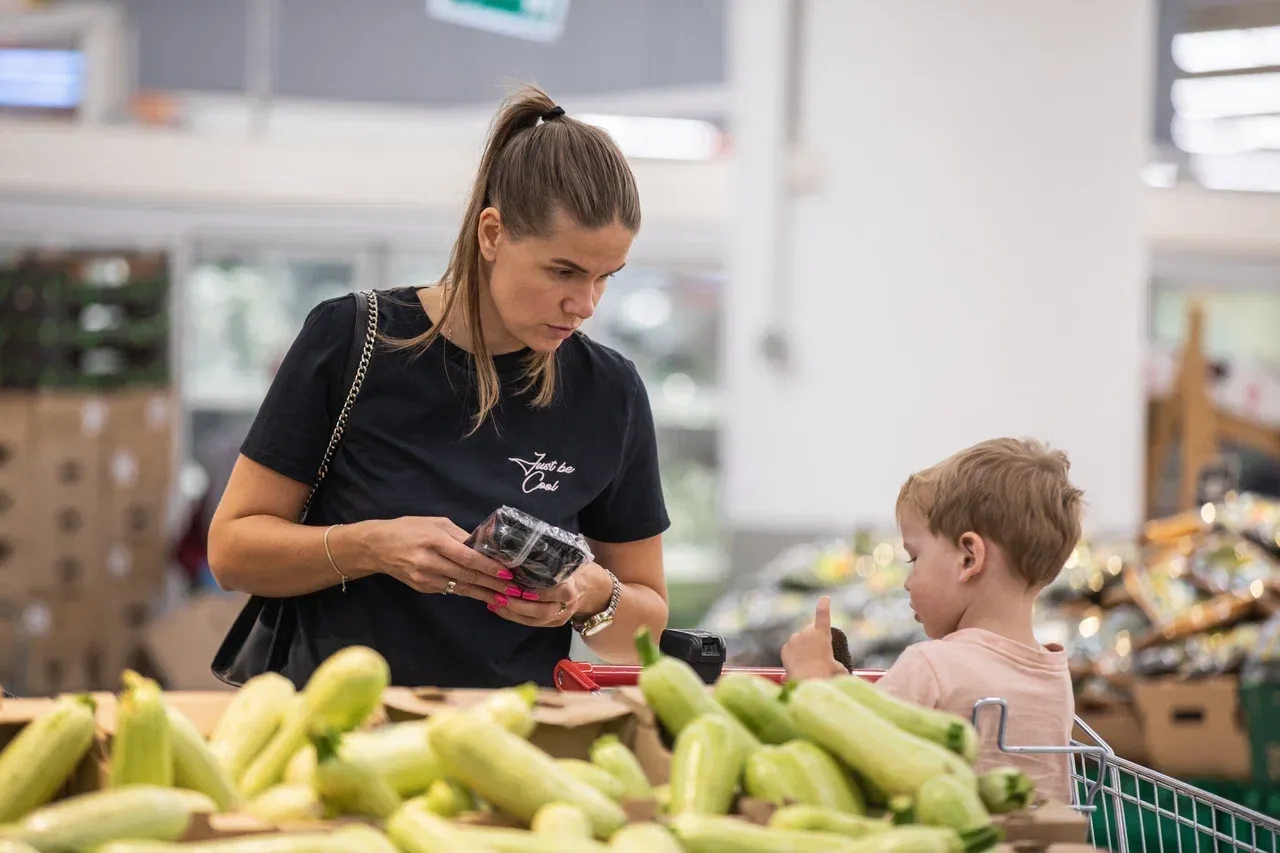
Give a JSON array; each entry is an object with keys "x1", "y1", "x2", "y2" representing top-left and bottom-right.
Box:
[{"x1": 581, "y1": 616, "x2": 614, "y2": 638}]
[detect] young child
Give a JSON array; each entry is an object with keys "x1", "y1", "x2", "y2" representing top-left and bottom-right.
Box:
[{"x1": 781, "y1": 438, "x2": 1082, "y2": 805}]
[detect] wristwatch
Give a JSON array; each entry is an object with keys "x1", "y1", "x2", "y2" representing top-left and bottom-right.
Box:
[{"x1": 573, "y1": 567, "x2": 622, "y2": 638}]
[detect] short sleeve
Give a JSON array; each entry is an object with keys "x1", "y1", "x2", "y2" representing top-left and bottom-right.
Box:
[
  {"x1": 876, "y1": 645, "x2": 943, "y2": 710},
  {"x1": 577, "y1": 365, "x2": 670, "y2": 543},
  {"x1": 240, "y1": 296, "x2": 355, "y2": 485}
]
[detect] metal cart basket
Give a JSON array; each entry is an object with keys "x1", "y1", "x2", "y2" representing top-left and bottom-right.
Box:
[{"x1": 554, "y1": 660, "x2": 1280, "y2": 853}]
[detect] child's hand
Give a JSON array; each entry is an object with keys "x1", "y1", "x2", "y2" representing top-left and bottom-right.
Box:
[{"x1": 781, "y1": 596, "x2": 849, "y2": 682}]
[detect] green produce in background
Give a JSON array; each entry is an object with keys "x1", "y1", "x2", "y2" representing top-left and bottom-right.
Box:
[
  {"x1": 109, "y1": 671, "x2": 173, "y2": 789},
  {"x1": 715, "y1": 671, "x2": 801, "y2": 745},
  {"x1": 634, "y1": 628, "x2": 760, "y2": 751},
  {"x1": 786, "y1": 680, "x2": 976, "y2": 799},
  {"x1": 589, "y1": 734, "x2": 654, "y2": 801},
  {"x1": 556, "y1": 759, "x2": 627, "y2": 801},
  {"x1": 832, "y1": 675, "x2": 979, "y2": 763},
  {"x1": 671, "y1": 813, "x2": 866, "y2": 852},
  {"x1": 457, "y1": 825, "x2": 609, "y2": 853},
  {"x1": 310, "y1": 730, "x2": 403, "y2": 819},
  {"x1": 389, "y1": 803, "x2": 494, "y2": 853},
  {"x1": 3, "y1": 786, "x2": 210, "y2": 851},
  {"x1": 208, "y1": 673, "x2": 296, "y2": 784},
  {"x1": 419, "y1": 778, "x2": 476, "y2": 818},
  {"x1": 285, "y1": 720, "x2": 442, "y2": 797},
  {"x1": 0, "y1": 694, "x2": 96, "y2": 823},
  {"x1": 243, "y1": 783, "x2": 324, "y2": 822},
  {"x1": 166, "y1": 705, "x2": 240, "y2": 812},
  {"x1": 746, "y1": 740, "x2": 867, "y2": 813},
  {"x1": 977, "y1": 767, "x2": 1036, "y2": 813},
  {"x1": 917, "y1": 775, "x2": 990, "y2": 832},
  {"x1": 668, "y1": 714, "x2": 749, "y2": 817}
]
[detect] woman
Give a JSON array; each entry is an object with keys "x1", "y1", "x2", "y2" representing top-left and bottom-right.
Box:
[{"x1": 207, "y1": 86, "x2": 670, "y2": 688}]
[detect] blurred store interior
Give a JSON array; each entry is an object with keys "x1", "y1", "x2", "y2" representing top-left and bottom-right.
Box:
[{"x1": 3, "y1": 0, "x2": 1280, "y2": 791}]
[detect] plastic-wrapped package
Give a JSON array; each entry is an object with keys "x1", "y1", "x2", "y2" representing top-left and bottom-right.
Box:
[
  {"x1": 465, "y1": 506, "x2": 593, "y2": 589},
  {"x1": 1242, "y1": 612, "x2": 1280, "y2": 685}
]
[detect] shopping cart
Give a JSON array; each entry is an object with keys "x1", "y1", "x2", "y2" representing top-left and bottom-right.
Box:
[{"x1": 554, "y1": 660, "x2": 1280, "y2": 853}]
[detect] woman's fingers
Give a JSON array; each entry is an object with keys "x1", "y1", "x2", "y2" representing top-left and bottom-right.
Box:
[{"x1": 491, "y1": 596, "x2": 574, "y2": 627}]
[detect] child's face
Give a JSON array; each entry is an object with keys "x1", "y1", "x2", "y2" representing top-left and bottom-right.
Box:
[{"x1": 899, "y1": 511, "x2": 977, "y2": 639}]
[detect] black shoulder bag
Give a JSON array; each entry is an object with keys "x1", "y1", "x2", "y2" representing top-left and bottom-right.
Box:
[{"x1": 211, "y1": 290, "x2": 379, "y2": 687}]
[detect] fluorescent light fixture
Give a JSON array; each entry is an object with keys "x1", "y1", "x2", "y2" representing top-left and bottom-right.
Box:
[
  {"x1": 1173, "y1": 114, "x2": 1280, "y2": 155},
  {"x1": 1190, "y1": 152, "x2": 1280, "y2": 193},
  {"x1": 1173, "y1": 26, "x2": 1280, "y2": 74},
  {"x1": 1172, "y1": 72, "x2": 1280, "y2": 120},
  {"x1": 0, "y1": 47, "x2": 84, "y2": 109},
  {"x1": 577, "y1": 113, "x2": 721, "y2": 161}
]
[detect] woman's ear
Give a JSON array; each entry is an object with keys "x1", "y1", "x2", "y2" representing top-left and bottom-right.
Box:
[
  {"x1": 958, "y1": 532, "x2": 986, "y2": 582},
  {"x1": 477, "y1": 207, "x2": 502, "y2": 262}
]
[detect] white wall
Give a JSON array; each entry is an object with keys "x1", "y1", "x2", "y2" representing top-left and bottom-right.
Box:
[{"x1": 725, "y1": 0, "x2": 1155, "y2": 534}]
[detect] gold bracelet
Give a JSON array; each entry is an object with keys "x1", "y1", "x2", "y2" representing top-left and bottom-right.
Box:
[{"x1": 324, "y1": 524, "x2": 349, "y2": 592}]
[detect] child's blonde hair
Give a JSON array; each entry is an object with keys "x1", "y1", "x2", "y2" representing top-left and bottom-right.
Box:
[{"x1": 896, "y1": 438, "x2": 1084, "y2": 588}]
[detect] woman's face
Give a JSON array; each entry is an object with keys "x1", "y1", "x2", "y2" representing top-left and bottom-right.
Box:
[{"x1": 479, "y1": 207, "x2": 635, "y2": 353}]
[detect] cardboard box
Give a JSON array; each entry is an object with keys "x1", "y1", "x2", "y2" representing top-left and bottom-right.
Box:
[
  {"x1": 1132, "y1": 676, "x2": 1252, "y2": 780},
  {"x1": 142, "y1": 593, "x2": 248, "y2": 691},
  {"x1": 0, "y1": 393, "x2": 34, "y2": 601},
  {"x1": 15, "y1": 592, "x2": 110, "y2": 695},
  {"x1": 384, "y1": 684, "x2": 670, "y2": 784},
  {"x1": 1075, "y1": 704, "x2": 1147, "y2": 765},
  {"x1": 102, "y1": 390, "x2": 174, "y2": 552},
  {"x1": 31, "y1": 394, "x2": 108, "y2": 594},
  {"x1": 994, "y1": 801, "x2": 1090, "y2": 845}
]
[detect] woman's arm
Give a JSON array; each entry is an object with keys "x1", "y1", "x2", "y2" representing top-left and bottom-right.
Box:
[
  {"x1": 208, "y1": 455, "x2": 512, "y2": 599},
  {"x1": 207, "y1": 456, "x2": 378, "y2": 596},
  {"x1": 578, "y1": 535, "x2": 669, "y2": 662}
]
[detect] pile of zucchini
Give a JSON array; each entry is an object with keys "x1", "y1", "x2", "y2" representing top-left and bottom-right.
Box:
[
  {"x1": 0, "y1": 633, "x2": 1039, "y2": 852},
  {"x1": 635, "y1": 628, "x2": 1038, "y2": 852}
]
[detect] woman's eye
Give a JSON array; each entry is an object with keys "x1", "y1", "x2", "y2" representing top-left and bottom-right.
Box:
[{"x1": 554, "y1": 268, "x2": 576, "y2": 278}]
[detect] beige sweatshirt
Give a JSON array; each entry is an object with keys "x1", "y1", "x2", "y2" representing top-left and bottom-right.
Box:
[{"x1": 875, "y1": 628, "x2": 1075, "y2": 805}]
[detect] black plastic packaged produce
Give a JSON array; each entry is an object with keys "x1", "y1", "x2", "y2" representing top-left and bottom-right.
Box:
[{"x1": 466, "y1": 505, "x2": 593, "y2": 589}]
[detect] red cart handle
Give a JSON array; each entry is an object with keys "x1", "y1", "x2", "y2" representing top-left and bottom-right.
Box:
[{"x1": 554, "y1": 661, "x2": 885, "y2": 692}]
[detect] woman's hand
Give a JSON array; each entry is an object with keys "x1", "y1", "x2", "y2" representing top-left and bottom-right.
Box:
[
  {"x1": 355, "y1": 516, "x2": 521, "y2": 604},
  {"x1": 486, "y1": 561, "x2": 614, "y2": 628}
]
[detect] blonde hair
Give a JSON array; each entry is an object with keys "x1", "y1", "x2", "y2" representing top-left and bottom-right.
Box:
[
  {"x1": 390, "y1": 84, "x2": 641, "y2": 433},
  {"x1": 896, "y1": 438, "x2": 1084, "y2": 587}
]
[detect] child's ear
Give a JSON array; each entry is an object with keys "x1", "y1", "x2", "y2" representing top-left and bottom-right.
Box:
[{"x1": 958, "y1": 532, "x2": 986, "y2": 582}]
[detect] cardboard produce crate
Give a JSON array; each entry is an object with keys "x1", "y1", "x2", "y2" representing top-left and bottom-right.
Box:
[
  {"x1": 1075, "y1": 703, "x2": 1147, "y2": 765},
  {"x1": 1132, "y1": 675, "x2": 1252, "y2": 780},
  {"x1": 0, "y1": 393, "x2": 35, "y2": 601}
]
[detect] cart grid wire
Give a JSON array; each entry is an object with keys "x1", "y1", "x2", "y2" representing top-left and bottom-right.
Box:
[{"x1": 556, "y1": 660, "x2": 1280, "y2": 853}]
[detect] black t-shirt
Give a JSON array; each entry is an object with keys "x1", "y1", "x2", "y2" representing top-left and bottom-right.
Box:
[{"x1": 240, "y1": 287, "x2": 670, "y2": 688}]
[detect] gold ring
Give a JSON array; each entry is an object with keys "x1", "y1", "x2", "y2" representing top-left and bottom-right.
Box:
[
  {"x1": 557, "y1": 601, "x2": 569, "y2": 615},
  {"x1": 443, "y1": 580, "x2": 457, "y2": 595}
]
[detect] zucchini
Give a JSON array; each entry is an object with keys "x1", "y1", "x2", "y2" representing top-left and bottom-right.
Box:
[
  {"x1": 0, "y1": 694, "x2": 96, "y2": 822},
  {"x1": 166, "y1": 705, "x2": 240, "y2": 811},
  {"x1": 976, "y1": 767, "x2": 1035, "y2": 813},
  {"x1": 457, "y1": 826, "x2": 607, "y2": 853},
  {"x1": 94, "y1": 828, "x2": 398, "y2": 853},
  {"x1": 109, "y1": 671, "x2": 173, "y2": 789},
  {"x1": 474, "y1": 684, "x2": 539, "y2": 738},
  {"x1": 588, "y1": 735, "x2": 653, "y2": 801},
  {"x1": 786, "y1": 680, "x2": 976, "y2": 798},
  {"x1": 0, "y1": 841, "x2": 38, "y2": 853},
  {"x1": 833, "y1": 676, "x2": 979, "y2": 763},
  {"x1": 243, "y1": 783, "x2": 324, "y2": 822},
  {"x1": 670, "y1": 814, "x2": 863, "y2": 852},
  {"x1": 714, "y1": 672, "x2": 800, "y2": 745},
  {"x1": 668, "y1": 714, "x2": 749, "y2": 817},
  {"x1": 634, "y1": 629, "x2": 759, "y2": 751},
  {"x1": 652, "y1": 783, "x2": 671, "y2": 814},
  {"x1": 769, "y1": 804, "x2": 895, "y2": 837},
  {"x1": 531, "y1": 802, "x2": 592, "y2": 838},
  {"x1": 556, "y1": 759, "x2": 626, "y2": 801},
  {"x1": 387, "y1": 805, "x2": 494, "y2": 853},
  {"x1": 918, "y1": 775, "x2": 989, "y2": 830},
  {"x1": 9, "y1": 785, "x2": 204, "y2": 850},
  {"x1": 420, "y1": 778, "x2": 475, "y2": 817},
  {"x1": 744, "y1": 741, "x2": 865, "y2": 813},
  {"x1": 208, "y1": 672, "x2": 296, "y2": 783},
  {"x1": 844, "y1": 827, "x2": 969, "y2": 853},
  {"x1": 239, "y1": 646, "x2": 390, "y2": 798},
  {"x1": 285, "y1": 721, "x2": 441, "y2": 796},
  {"x1": 310, "y1": 730, "x2": 402, "y2": 819},
  {"x1": 428, "y1": 711, "x2": 627, "y2": 839},
  {"x1": 608, "y1": 823, "x2": 682, "y2": 852}
]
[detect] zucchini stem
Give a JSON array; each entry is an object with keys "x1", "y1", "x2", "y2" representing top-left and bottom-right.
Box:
[{"x1": 635, "y1": 629, "x2": 661, "y2": 667}]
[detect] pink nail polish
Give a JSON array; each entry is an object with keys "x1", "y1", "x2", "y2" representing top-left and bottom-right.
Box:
[
  {"x1": 505, "y1": 585, "x2": 523, "y2": 597},
  {"x1": 487, "y1": 602, "x2": 500, "y2": 612},
  {"x1": 497, "y1": 569, "x2": 514, "y2": 580},
  {"x1": 522, "y1": 591, "x2": 540, "y2": 601},
  {"x1": 494, "y1": 594, "x2": 509, "y2": 607}
]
